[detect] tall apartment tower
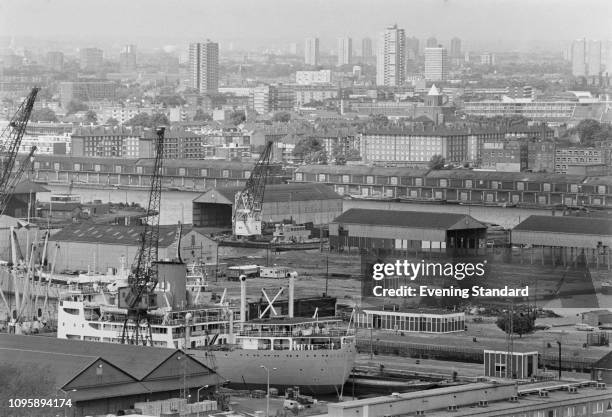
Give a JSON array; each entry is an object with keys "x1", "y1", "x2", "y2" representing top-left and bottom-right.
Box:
[
  {"x1": 305, "y1": 37, "x2": 320, "y2": 66},
  {"x1": 424, "y1": 46, "x2": 448, "y2": 81},
  {"x1": 376, "y1": 24, "x2": 406, "y2": 86},
  {"x1": 426, "y1": 37, "x2": 438, "y2": 48},
  {"x1": 572, "y1": 38, "x2": 587, "y2": 77},
  {"x1": 119, "y1": 44, "x2": 137, "y2": 72},
  {"x1": 450, "y1": 37, "x2": 462, "y2": 58},
  {"x1": 79, "y1": 47, "x2": 103, "y2": 71},
  {"x1": 362, "y1": 37, "x2": 373, "y2": 58},
  {"x1": 189, "y1": 40, "x2": 219, "y2": 94},
  {"x1": 587, "y1": 40, "x2": 602, "y2": 76},
  {"x1": 405, "y1": 36, "x2": 420, "y2": 60},
  {"x1": 337, "y1": 37, "x2": 353, "y2": 66}
]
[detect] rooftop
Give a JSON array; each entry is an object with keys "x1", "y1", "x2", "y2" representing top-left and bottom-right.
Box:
[
  {"x1": 49, "y1": 224, "x2": 189, "y2": 247},
  {"x1": 332, "y1": 208, "x2": 486, "y2": 230},
  {"x1": 513, "y1": 215, "x2": 612, "y2": 237},
  {"x1": 193, "y1": 183, "x2": 341, "y2": 205}
]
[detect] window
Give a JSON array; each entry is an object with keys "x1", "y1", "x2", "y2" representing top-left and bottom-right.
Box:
[
  {"x1": 222, "y1": 169, "x2": 229, "y2": 178},
  {"x1": 244, "y1": 170, "x2": 251, "y2": 179},
  {"x1": 136, "y1": 166, "x2": 143, "y2": 174},
  {"x1": 53, "y1": 163, "x2": 60, "y2": 171},
  {"x1": 570, "y1": 184, "x2": 578, "y2": 193},
  {"x1": 491, "y1": 181, "x2": 498, "y2": 189},
  {"x1": 465, "y1": 180, "x2": 472, "y2": 188},
  {"x1": 295, "y1": 172, "x2": 303, "y2": 181},
  {"x1": 200, "y1": 168, "x2": 208, "y2": 176},
  {"x1": 440, "y1": 179, "x2": 448, "y2": 187},
  {"x1": 543, "y1": 183, "x2": 551, "y2": 192},
  {"x1": 115, "y1": 165, "x2": 121, "y2": 174},
  {"x1": 342, "y1": 175, "x2": 350, "y2": 183},
  {"x1": 390, "y1": 176, "x2": 398, "y2": 185},
  {"x1": 318, "y1": 174, "x2": 326, "y2": 182},
  {"x1": 594, "y1": 402, "x2": 604, "y2": 414},
  {"x1": 73, "y1": 163, "x2": 80, "y2": 171},
  {"x1": 598, "y1": 185, "x2": 606, "y2": 194},
  {"x1": 366, "y1": 176, "x2": 374, "y2": 184},
  {"x1": 179, "y1": 168, "x2": 186, "y2": 176},
  {"x1": 33, "y1": 162, "x2": 40, "y2": 169},
  {"x1": 517, "y1": 182, "x2": 524, "y2": 190}
]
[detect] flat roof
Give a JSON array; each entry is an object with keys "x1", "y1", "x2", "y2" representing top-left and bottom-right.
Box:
[
  {"x1": 193, "y1": 183, "x2": 341, "y2": 205},
  {"x1": 49, "y1": 224, "x2": 196, "y2": 247},
  {"x1": 332, "y1": 208, "x2": 487, "y2": 231},
  {"x1": 513, "y1": 215, "x2": 612, "y2": 237}
]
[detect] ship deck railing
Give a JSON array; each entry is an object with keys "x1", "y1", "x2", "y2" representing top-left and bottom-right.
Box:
[{"x1": 237, "y1": 329, "x2": 354, "y2": 338}]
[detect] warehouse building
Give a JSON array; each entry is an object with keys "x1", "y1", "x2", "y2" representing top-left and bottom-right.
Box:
[
  {"x1": 48, "y1": 224, "x2": 218, "y2": 273},
  {"x1": 192, "y1": 183, "x2": 342, "y2": 228},
  {"x1": 329, "y1": 208, "x2": 487, "y2": 255},
  {"x1": 511, "y1": 215, "x2": 612, "y2": 267},
  {"x1": 4, "y1": 180, "x2": 49, "y2": 219},
  {"x1": 0, "y1": 334, "x2": 219, "y2": 417},
  {"x1": 327, "y1": 380, "x2": 612, "y2": 417}
]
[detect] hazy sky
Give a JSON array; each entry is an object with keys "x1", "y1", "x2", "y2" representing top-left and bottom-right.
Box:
[{"x1": 1, "y1": 0, "x2": 611, "y2": 50}]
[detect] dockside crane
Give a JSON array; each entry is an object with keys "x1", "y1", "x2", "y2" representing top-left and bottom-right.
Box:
[
  {"x1": 232, "y1": 140, "x2": 273, "y2": 237},
  {"x1": 0, "y1": 87, "x2": 39, "y2": 215},
  {"x1": 118, "y1": 127, "x2": 165, "y2": 345},
  {"x1": 0, "y1": 146, "x2": 37, "y2": 216}
]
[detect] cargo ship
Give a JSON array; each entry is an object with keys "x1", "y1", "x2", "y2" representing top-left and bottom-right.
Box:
[
  {"x1": 188, "y1": 272, "x2": 357, "y2": 395},
  {"x1": 56, "y1": 263, "x2": 357, "y2": 394}
]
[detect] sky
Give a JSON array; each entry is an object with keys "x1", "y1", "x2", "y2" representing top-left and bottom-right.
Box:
[{"x1": 1, "y1": 0, "x2": 611, "y2": 51}]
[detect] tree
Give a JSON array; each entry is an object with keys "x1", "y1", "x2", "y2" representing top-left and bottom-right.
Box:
[
  {"x1": 65, "y1": 99, "x2": 88, "y2": 115},
  {"x1": 496, "y1": 311, "x2": 535, "y2": 338},
  {"x1": 84, "y1": 110, "x2": 97, "y2": 124},
  {"x1": 0, "y1": 363, "x2": 57, "y2": 416},
  {"x1": 229, "y1": 111, "x2": 246, "y2": 125},
  {"x1": 106, "y1": 117, "x2": 119, "y2": 126},
  {"x1": 30, "y1": 108, "x2": 58, "y2": 122},
  {"x1": 272, "y1": 111, "x2": 291, "y2": 123},
  {"x1": 429, "y1": 154, "x2": 445, "y2": 170},
  {"x1": 294, "y1": 137, "x2": 324, "y2": 159},
  {"x1": 150, "y1": 112, "x2": 170, "y2": 127},
  {"x1": 193, "y1": 108, "x2": 212, "y2": 122},
  {"x1": 125, "y1": 112, "x2": 169, "y2": 128}
]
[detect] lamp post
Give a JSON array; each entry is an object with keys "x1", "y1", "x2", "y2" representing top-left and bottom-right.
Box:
[
  {"x1": 260, "y1": 365, "x2": 276, "y2": 417},
  {"x1": 556, "y1": 340, "x2": 562, "y2": 380},
  {"x1": 196, "y1": 385, "x2": 209, "y2": 417},
  {"x1": 197, "y1": 385, "x2": 209, "y2": 402}
]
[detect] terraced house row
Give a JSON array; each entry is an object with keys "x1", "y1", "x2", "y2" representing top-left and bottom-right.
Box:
[
  {"x1": 28, "y1": 155, "x2": 286, "y2": 191},
  {"x1": 292, "y1": 165, "x2": 612, "y2": 208}
]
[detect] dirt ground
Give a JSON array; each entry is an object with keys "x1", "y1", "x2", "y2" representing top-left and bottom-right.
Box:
[{"x1": 211, "y1": 247, "x2": 610, "y2": 364}]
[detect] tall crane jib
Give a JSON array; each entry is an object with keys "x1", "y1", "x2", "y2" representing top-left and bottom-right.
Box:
[
  {"x1": 232, "y1": 140, "x2": 273, "y2": 237},
  {"x1": 0, "y1": 87, "x2": 39, "y2": 214},
  {"x1": 118, "y1": 127, "x2": 165, "y2": 345}
]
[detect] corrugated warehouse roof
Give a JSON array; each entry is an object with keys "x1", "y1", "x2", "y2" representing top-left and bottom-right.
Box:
[
  {"x1": 513, "y1": 215, "x2": 612, "y2": 237},
  {"x1": 193, "y1": 183, "x2": 341, "y2": 205},
  {"x1": 49, "y1": 224, "x2": 186, "y2": 247},
  {"x1": 10, "y1": 181, "x2": 50, "y2": 194},
  {"x1": 332, "y1": 208, "x2": 486, "y2": 230},
  {"x1": 0, "y1": 334, "x2": 173, "y2": 380},
  {"x1": 0, "y1": 334, "x2": 217, "y2": 402}
]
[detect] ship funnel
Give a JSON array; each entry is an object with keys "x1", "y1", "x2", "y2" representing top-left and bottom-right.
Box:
[
  {"x1": 287, "y1": 271, "x2": 297, "y2": 318},
  {"x1": 240, "y1": 275, "x2": 247, "y2": 329}
]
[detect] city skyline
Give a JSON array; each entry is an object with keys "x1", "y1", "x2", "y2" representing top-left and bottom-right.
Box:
[{"x1": 1, "y1": 0, "x2": 611, "y2": 53}]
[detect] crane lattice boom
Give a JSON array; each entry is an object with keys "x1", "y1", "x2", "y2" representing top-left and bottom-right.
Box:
[
  {"x1": 232, "y1": 141, "x2": 273, "y2": 237},
  {"x1": 0, "y1": 87, "x2": 39, "y2": 214},
  {"x1": 119, "y1": 127, "x2": 165, "y2": 345}
]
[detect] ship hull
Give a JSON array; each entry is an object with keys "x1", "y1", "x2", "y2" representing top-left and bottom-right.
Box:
[{"x1": 188, "y1": 344, "x2": 357, "y2": 395}]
